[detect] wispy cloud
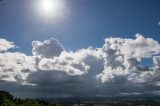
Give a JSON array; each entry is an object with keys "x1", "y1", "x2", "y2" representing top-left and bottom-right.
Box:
[{"x1": 0, "y1": 38, "x2": 15, "y2": 52}]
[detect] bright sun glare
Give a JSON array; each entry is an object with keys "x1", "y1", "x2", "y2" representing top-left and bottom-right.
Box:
[
  {"x1": 37, "y1": 0, "x2": 65, "y2": 18},
  {"x1": 40, "y1": 0, "x2": 58, "y2": 13}
]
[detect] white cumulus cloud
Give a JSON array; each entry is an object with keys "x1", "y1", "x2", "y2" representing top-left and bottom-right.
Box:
[
  {"x1": 0, "y1": 52, "x2": 36, "y2": 83},
  {"x1": 32, "y1": 38, "x2": 64, "y2": 58},
  {"x1": 0, "y1": 34, "x2": 160, "y2": 98}
]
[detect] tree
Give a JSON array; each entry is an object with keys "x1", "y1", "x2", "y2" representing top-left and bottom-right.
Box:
[{"x1": 0, "y1": 90, "x2": 14, "y2": 106}]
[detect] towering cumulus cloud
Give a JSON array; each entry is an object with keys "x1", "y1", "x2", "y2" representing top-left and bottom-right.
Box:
[
  {"x1": 0, "y1": 34, "x2": 160, "y2": 98},
  {"x1": 32, "y1": 38, "x2": 64, "y2": 58}
]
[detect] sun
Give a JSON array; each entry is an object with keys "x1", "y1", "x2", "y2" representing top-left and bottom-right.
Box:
[
  {"x1": 36, "y1": 0, "x2": 65, "y2": 18},
  {"x1": 40, "y1": 0, "x2": 53, "y2": 13},
  {"x1": 40, "y1": 0, "x2": 60, "y2": 14}
]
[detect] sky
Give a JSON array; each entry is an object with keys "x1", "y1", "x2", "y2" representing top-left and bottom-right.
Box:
[
  {"x1": 0, "y1": 0, "x2": 160, "y2": 53},
  {"x1": 0, "y1": 0, "x2": 160, "y2": 98}
]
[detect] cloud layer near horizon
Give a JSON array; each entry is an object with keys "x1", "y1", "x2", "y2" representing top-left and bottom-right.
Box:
[{"x1": 0, "y1": 34, "x2": 160, "y2": 98}]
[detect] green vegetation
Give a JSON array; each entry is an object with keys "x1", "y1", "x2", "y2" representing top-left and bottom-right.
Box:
[{"x1": 0, "y1": 90, "x2": 160, "y2": 106}]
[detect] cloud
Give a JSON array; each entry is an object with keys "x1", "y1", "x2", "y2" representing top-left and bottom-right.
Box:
[
  {"x1": 0, "y1": 38, "x2": 15, "y2": 52},
  {"x1": 153, "y1": 56, "x2": 160, "y2": 68},
  {"x1": 32, "y1": 38, "x2": 64, "y2": 58},
  {"x1": 97, "y1": 34, "x2": 160, "y2": 85},
  {"x1": 103, "y1": 34, "x2": 160, "y2": 58},
  {"x1": 38, "y1": 48, "x2": 104, "y2": 76},
  {"x1": 0, "y1": 52, "x2": 36, "y2": 83},
  {"x1": 25, "y1": 48, "x2": 105, "y2": 97},
  {"x1": 0, "y1": 35, "x2": 160, "y2": 98}
]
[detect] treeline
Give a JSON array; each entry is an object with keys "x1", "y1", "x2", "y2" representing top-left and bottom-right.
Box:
[{"x1": 0, "y1": 90, "x2": 160, "y2": 106}]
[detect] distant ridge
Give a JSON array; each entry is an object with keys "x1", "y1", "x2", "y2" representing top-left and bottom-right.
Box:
[{"x1": 39, "y1": 93, "x2": 160, "y2": 103}]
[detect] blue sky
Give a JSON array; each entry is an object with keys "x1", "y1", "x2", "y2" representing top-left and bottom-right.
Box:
[{"x1": 0, "y1": 0, "x2": 160, "y2": 55}]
